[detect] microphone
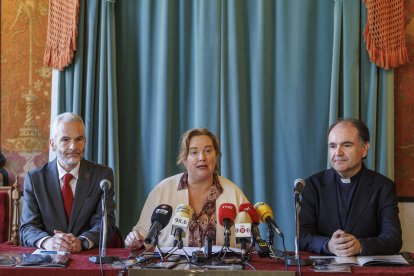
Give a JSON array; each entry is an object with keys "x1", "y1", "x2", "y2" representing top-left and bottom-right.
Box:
[
  {"x1": 238, "y1": 203, "x2": 260, "y2": 240},
  {"x1": 203, "y1": 236, "x2": 212, "y2": 260},
  {"x1": 234, "y1": 211, "x2": 252, "y2": 244},
  {"x1": 100, "y1": 179, "x2": 111, "y2": 191},
  {"x1": 239, "y1": 203, "x2": 270, "y2": 257},
  {"x1": 171, "y1": 204, "x2": 194, "y2": 248},
  {"x1": 254, "y1": 202, "x2": 284, "y2": 237},
  {"x1": 144, "y1": 204, "x2": 173, "y2": 245},
  {"x1": 238, "y1": 203, "x2": 259, "y2": 223},
  {"x1": 234, "y1": 211, "x2": 252, "y2": 261},
  {"x1": 218, "y1": 203, "x2": 237, "y2": 247},
  {"x1": 294, "y1": 178, "x2": 305, "y2": 195},
  {"x1": 89, "y1": 179, "x2": 118, "y2": 264},
  {"x1": 287, "y1": 178, "x2": 312, "y2": 266}
]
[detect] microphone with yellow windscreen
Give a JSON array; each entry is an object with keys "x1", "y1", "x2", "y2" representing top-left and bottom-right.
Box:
[
  {"x1": 171, "y1": 204, "x2": 194, "y2": 248},
  {"x1": 254, "y1": 202, "x2": 284, "y2": 237}
]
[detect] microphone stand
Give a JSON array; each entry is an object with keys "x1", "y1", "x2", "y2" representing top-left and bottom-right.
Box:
[
  {"x1": 241, "y1": 240, "x2": 248, "y2": 262},
  {"x1": 267, "y1": 224, "x2": 274, "y2": 248},
  {"x1": 153, "y1": 228, "x2": 165, "y2": 262},
  {"x1": 265, "y1": 224, "x2": 282, "y2": 261},
  {"x1": 224, "y1": 228, "x2": 231, "y2": 249},
  {"x1": 286, "y1": 193, "x2": 311, "y2": 266},
  {"x1": 168, "y1": 229, "x2": 191, "y2": 263},
  {"x1": 140, "y1": 228, "x2": 166, "y2": 262},
  {"x1": 89, "y1": 189, "x2": 119, "y2": 264},
  {"x1": 174, "y1": 228, "x2": 184, "y2": 249},
  {"x1": 236, "y1": 240, "x2": 246, "y2": 270}
]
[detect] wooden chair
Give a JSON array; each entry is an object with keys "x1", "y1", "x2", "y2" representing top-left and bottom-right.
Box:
[{"x1": 0, "y1": 177, "x2": 20, "y2": 245}]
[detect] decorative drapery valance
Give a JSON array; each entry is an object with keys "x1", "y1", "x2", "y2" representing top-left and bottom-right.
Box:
[
  {"x1": 364, "y1": 0, "x2": 408, "y2": 69},
  {"x1": 43, "y1": 0, "x2": 79, "y2": 70}
]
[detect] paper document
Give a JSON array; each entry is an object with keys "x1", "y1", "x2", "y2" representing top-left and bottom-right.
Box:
[
  {"x1": 32, "y1": 249, "x2": 70, "y2": 255},
  {"x1": 310, "y1": 254, "x2": 409, "y2": 266}
]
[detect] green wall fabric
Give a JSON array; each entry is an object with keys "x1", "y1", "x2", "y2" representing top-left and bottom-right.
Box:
[
  {"x1": 329, "y1": 0, "x2": 394, "y2": 178},
  {"x1": 115, "y1": 0, "x2": 334, "y2": 249},
  {"x1": 53, "y1": 0, "x2": 120, "y2": 215},
  {"x1": 52, "y1": 0, "x2": 394, "y2": 250}
]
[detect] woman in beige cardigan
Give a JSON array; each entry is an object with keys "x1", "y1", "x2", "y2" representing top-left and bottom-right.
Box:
[{"x1": 125, "y1": 128, "x2": 249, "y2": 249}]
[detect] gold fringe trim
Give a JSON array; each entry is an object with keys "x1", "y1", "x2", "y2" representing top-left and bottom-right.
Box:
[
  {"x1": 364, "y1": 25, "x2": 409, "y2": 69},
  {"x1": 363, "y1": 0, "x2": 409, "y2": 69},
  {"x1": 43, "y1": 0, "x2": 80, "y2": 71}
]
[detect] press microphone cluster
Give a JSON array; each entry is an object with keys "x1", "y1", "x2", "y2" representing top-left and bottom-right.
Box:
[{"x1": 141, "y1": 200, "x2": 283, "y2": 262}]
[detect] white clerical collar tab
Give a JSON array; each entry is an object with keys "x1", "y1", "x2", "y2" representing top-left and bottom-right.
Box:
[{"x1": 341, "y1": 178, "x2": 351, "y2": 184}]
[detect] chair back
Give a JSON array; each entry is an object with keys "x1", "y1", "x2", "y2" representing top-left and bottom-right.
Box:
[
  {"x1": 107, "y1": 226, "x2": 125, "y2": 248},
  {"x1": 0, "y1": 177, "x2": 20, "y2": 245},
  {"x1": 0, "y1": 186, "x2": 12, "y2": 243}
]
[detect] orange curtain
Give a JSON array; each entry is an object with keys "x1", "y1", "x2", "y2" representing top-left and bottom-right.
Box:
[
  {"x1": 43, "y1": 0, "x2": 79, "y2": 70},
  {"x1": 364, "y1": 0, "x2": 408, "y2": 69}
]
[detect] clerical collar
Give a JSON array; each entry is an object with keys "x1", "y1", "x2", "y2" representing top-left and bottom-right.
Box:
[{"x1": 336, "y1": 166, "x2": 364, "y2": 184}]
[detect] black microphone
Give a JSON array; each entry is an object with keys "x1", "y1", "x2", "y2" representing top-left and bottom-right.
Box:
[
  {"x1": 294, "y1": 178, "x2": 305, "y2": 195},
  {"x1": 144, "y1": 204, "x2": 173, "y2": 245}
]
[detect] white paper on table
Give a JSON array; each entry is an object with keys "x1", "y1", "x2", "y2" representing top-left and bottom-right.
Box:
[{"x1": 32, "y1": 249, "x2": 70, "y2": 255}]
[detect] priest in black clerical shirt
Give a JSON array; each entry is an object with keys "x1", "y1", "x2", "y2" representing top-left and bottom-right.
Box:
[{"x1": 299, "y1": 118, "x2": 402, "y2": 256}]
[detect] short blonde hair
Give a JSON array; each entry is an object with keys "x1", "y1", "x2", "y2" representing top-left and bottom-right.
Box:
[{"x1": 177, "y1": 128, "x2": 221, "y2": 172}]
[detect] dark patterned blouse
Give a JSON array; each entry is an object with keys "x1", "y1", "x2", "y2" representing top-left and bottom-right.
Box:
[{"x1": 178, "y1": 171, "x2": 223, "y2": 247}]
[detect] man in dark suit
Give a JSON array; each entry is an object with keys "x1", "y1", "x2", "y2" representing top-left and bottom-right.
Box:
[
  {"x1": 20, "y1": 112, "x2": 116, "y2": 252},
  {"x1": 299, "y1": 118, "x2": 402, "y2": 256}
]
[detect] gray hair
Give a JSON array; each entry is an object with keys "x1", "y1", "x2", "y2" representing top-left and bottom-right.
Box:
[{"x1": 50, "y1": 112, "x2": 85, "y2": 139}]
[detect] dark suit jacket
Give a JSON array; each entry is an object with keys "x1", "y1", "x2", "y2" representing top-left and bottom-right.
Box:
[
  {"x1": 299, "y1": 167, "x2": 402, "y2": 255},
  {"x1": 20, "y1": 158, "x2": 116, "y2": 247}
]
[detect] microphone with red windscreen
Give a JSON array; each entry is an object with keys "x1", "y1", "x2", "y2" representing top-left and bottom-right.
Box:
[
  {"x1": 239, "y1": 203, "x2": 259, "y2": 223},
  {"x1": 218, "y1": 203, "x2": 237, "y2": 247},
  {"x1": 239, "y1": 203, "x2": 260, "y2": 240}
]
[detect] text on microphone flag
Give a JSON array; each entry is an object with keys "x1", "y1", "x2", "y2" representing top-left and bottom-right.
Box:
[{"x1": 173, "y1": 216, "x2": 189, "y2": 227}]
